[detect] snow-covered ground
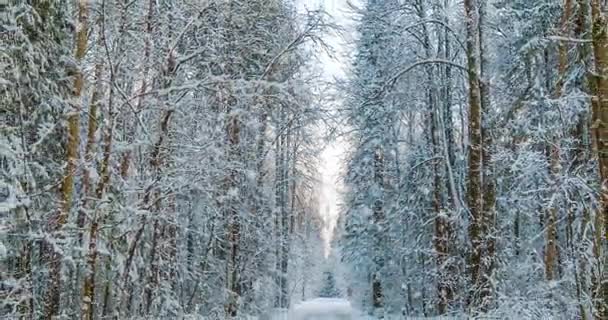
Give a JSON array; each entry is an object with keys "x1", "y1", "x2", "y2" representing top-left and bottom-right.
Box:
[
  {"x1": 264, "y1": 300, "x2": 463, "y2": 320},
  {"x1": 269, "y1": 298, "x2": 458, "y2": 320},
  {"x1": 289, "y1": 298, "x2": 353, "y2": 320}
]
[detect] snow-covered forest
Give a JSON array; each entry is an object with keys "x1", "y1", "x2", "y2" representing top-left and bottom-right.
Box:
[{"x1": 1, "y1": 0, "x2": 608, "y2": 319}]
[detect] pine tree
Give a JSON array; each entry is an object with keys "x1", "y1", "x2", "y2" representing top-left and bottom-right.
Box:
[{"x1": 318, "y1": 271, "x2": 341, "y2": 298}]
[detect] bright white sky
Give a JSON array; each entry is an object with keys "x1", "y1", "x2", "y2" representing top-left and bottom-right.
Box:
[{"x1": 297, "y1": 0, "x2": 359, "y2": 257}]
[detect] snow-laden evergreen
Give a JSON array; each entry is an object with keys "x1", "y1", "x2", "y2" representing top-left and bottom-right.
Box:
[{"x1": 339, "y1": 0, "x2": 607, "y2": 318}]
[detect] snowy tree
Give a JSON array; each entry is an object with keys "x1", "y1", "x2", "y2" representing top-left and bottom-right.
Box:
[
  {"x1": 318, "y1": 271, "x2": 341, "y2": 298},
  {"x1": 1, "y1": 0, "x2": 333, "y2": 318},
  {"x1": 340, "y1": 0, "x2": 608, "y2": 318}
]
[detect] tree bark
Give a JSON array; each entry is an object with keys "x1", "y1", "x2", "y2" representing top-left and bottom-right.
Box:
[
  {"x1": 590, "y1": 0, "x2": 608, "y2": 318},
  {"x1": 372, "y1": 146, "x2": 385, "y2": 313},
  {"x1": 544, "y1": 0, "x2": 572, "y2": 282},
  {"x1": 82, "y1": 43, "x2": 115, "y2": 319},
  {"x1": 463, "y1": 0, "x2": 484, "y2": 311},
  {"x1": 46, "y1": 0, "x2": 87, "y2": 317},
  {"x1": 479, "y1": 0, "x2": 496, "y2": 310}
]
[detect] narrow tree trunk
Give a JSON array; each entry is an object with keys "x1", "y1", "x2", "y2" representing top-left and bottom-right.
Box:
[
  {"x1": 279, "y1": 121, "x2": 291, "y2": 308},
  {"x1": 478, "y1": 0, "x2": 496, "y2": 310},
  {"x1": 431, "y1": 62, "x2": 452, "y2": 316},
  {"x1": 443, "y1": 0, "x2": 455, "y2": 169},
  {"x1": 216, "y1": 72, "x2": 242, "y2": 316},
  {"x1": 274, "y1": 128, "x2": 283, "y2": 308},
  {"x1": 274, "y1": 105, "x2": 288, "y2": 309},
  {"x1": 143, "y1": 218, "x2": 161, "y2": 315},
  {"x1": 574, "y1": 2, "x2": 592, "y2": 317},
  {"x1": 225, "y1": 112, "x2": 241, "y2": 317},
  {"x1": 372, "y1": 146, "x2": 385, "y2": 314}
]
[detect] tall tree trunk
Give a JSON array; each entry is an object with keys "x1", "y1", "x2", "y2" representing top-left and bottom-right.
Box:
[
  {"x1": 79, "y1": 11, "x2": 108, "y2": 318},
  {"x1": 274, "y1": 124, "x2": 284, "y2": 309},
  {"x1": 280, "y1": 148, "x2": 289, "y2": 309},
  {"x1": 574, "y1": 1, "x2": 593, "y2": 318},
  {"x1": 372, "y1": 146, "x2": 385, "y2": 314},
  {"x1": 280, "y1": 121, "x2": 291, "y2": 308},
  {"x1": 415, "y1": 2, "x2": 454, "y2": 312},
  {"x1": 463, "y1": 0, "x2": 484, "y2": 311},
  {"x1": 544, "y1": 0, "x2": 572, "y2": 283},
  {"x1": 442, "y1": 2, "x2": 455, "y2": 169},
  {"x1": 479, "y1": 0, "x2": 496, "y2": 310},
  {"x1": 274, "y1": 105, "x2": 290, "y2": 309},
  {"x1": 224, "y1": 82, "x2": 241, "y2": 317},
  {"x1": 590, "y1": 0, "x2": 608, "y2": 318},
  {"x1": 45, "y1": 0, "x2": 87, "y2": 317},
  {"x1": 441, "y1": 0, "x2": 458, "y2": 207}
]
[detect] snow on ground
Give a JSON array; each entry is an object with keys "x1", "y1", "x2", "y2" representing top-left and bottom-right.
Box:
[
  {"x1": 264, "y1": 299, "x2": 462, "y2": 320},
  {"x1": 289, "y1": 298, "x2": 352, "y2": 320}
]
